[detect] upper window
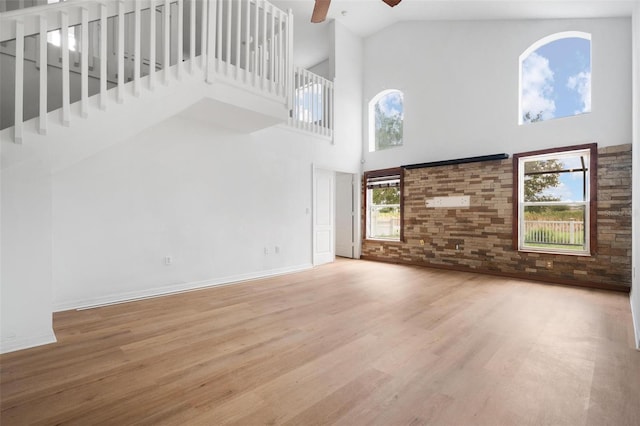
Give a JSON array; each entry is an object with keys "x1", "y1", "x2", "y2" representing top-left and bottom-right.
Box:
[
  {"x1": 519, "y1": 32, "x2": 591, "y2": 124},
  {"x1": 369, "y1": 90, "x2": 403, "y2": 152},
  {"x1": 365, "y1": 168, "x2": 403, "y2": 241},
  {"x1": 513, "y1": 144, "x2": 597, "y2": 256}
]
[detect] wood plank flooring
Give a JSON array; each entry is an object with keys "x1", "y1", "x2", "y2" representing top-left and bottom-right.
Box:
[{"x1": 1, "y1": 259, "x2": 639, "y2": 425}]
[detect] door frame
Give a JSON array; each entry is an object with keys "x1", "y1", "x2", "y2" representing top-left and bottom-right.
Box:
[{"x1": 311, "y1": 164, "x2": 361, "y2": 265}]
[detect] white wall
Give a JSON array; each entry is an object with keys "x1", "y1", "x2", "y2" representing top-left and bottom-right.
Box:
[
  {"x1": 631, "y1": 2, "x2": 640, "y2": 350},
  {"x1": 362, "y1": 18, "x2": 632, "y2": 170},
  {"x1": 1, "y1": 143, "x2": 56, "y2": 353},
  {"x1": 51, "y1": 112, "x2": 361, "y2": 309}
]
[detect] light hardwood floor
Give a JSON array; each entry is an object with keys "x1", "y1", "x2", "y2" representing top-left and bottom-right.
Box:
[{"x1": 1, "y1": 259, "x2": 639, "y2": 425}]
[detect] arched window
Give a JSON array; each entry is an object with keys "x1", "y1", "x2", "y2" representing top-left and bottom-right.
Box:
[
  {"x1": 519, "y1": 32, "x2": 591, "y2": 124},
  {"x1": 369, "y1": 90, "x2": 403, "y2": 152}
]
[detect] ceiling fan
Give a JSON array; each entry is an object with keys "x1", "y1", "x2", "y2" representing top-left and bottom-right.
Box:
[{"x1": 311, "y1": 0, "x2": 402, "y2": 23}]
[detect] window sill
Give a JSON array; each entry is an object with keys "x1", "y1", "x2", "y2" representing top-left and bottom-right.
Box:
[
  {"x1": 365, "y1": 238, "x2": 403, "y2": 244},
  {"x1": 518, "y1": 247, "x2": 591, "y2": 257}
]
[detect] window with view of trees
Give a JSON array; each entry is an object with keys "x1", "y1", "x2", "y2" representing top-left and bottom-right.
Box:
[
  {"x1": 365, "y1": 168, "x2": 403, "y2": 241},
  {"x1": 519, "y1": 32, "x2": 591, "y2": 125},
  {"x1": 513, "y1": 144, "x2": 597, "y2": 255},
  {"x1": 369, "y1": 90, "x2": 403, "y2": 152}
]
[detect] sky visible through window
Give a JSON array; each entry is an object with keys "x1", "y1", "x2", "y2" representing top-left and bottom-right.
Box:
[
  {"x1": 528, "y1": 156, "x2": 586, "y2": 202},
  {"x1": 521, "y1": 37, "x2": 591, "y2": 123},
  {"x1": 372, "y1": 90, "x2": 403, "y2": 151}
]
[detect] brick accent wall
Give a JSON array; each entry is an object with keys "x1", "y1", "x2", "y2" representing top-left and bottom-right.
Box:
[{"x1": 361, "y1": 144, "x2": 632, "y2": 291}]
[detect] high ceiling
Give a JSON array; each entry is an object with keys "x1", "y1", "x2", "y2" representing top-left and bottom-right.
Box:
[{"x1": 272, "y1": 0, "x2": 636, "y2": 68}]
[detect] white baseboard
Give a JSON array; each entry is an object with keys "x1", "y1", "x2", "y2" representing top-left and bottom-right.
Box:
[
  {"x1": 53, "y1": 263, "x2": 313, "y2": 312},
  {"x1": 631, "y1": 295, "x2": 640, "y2": 350},
  {"x1": 0, "y1": 329, "x2": 57, "y2": 354}
]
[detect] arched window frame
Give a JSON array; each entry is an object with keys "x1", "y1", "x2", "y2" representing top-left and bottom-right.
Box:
[
  {"x1": 518, "y1": 31, "x2": 592, "y2": 125},
  {"x1": 368, "y1": 89, "x2": 404, "y2": 152}
]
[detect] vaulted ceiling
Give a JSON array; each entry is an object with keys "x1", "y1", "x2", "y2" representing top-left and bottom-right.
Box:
[{"x1": 272, "y1": 0, "x2": 636, "y2": 68}]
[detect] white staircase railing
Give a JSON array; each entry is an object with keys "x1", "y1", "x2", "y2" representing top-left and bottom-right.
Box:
[{"x1": 1, "y1": 0, "x2": 334, "y2": 143}]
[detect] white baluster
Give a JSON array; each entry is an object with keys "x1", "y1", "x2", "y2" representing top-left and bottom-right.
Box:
[
  {"x1": 252, "y1": 0, "x2": 259, "y2": 87},
  {"x1": 235, "y1": 0, "x2": 241, "y2": 79},
  {"x1": 14, "y1": 20, "x2": 24, "y2": 143},
  {"x1": 164, "y1": 0, "x2": 170, "y2": 84},
  {"x1": 189, "y1": 0, "x2": 195, "y2": 73},
  {"x1": 117, "y1": 0, "x2": 125, "y2": 102},
  {"x1": 38, "y1": 14, "x2": 47, "y2": 135},
  {"x1": 244, "y1": 0, "x2": 250, "y2": 82},
  {"x1": 201, "y1": 0, "x2": 207, "y2": 68},
  {"x1": 81, "y1": 7, "x2": 89, "y2": 118},
  {"x1": 149, "y1": 0, "x2": 156, "y2": 89},
  {"x1": 134, "y1": 0, "x2": 141, "y2": 95},
  {"x1": 100, "y1": 3, "x2": 107, "y2": 109},
  {"x1": 61, "y1": 11, "x2": 70, "y2": 126},
  {"x1": 225, "y1": 0, "x2": 231, "y2": 76},
  {"x1": 261, "y1": 0, "x2": 266, "y2": 89},
  {"x1": 286, "y1": 9, "x2": 293, "y2": 110},
  {"x1": 269, "y1": 3, "x2": 274, "y2": 93},
  {"x1": 177, "y1": 0, "x2": 183, "y2": 79}
]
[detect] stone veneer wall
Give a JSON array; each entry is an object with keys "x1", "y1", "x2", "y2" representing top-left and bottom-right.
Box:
[{"x1": 361, "y1": 144, "x2": 632, "y2": 291}]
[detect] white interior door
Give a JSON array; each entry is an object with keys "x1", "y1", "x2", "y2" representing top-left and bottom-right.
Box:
[
  {"x1": 313, "y1": 168, "x2": 335, "y2": 266},
  {"x1": 335, "y1": 173, "x2": 355, "y2": 258}
]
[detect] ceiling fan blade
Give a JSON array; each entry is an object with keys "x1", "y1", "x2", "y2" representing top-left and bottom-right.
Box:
[
  {"x1": 311, "y1": 0, "x2": 331, "y2": 23},
  {"x1": 382, "y1": 0, "x2": 402, "y2": 7}
]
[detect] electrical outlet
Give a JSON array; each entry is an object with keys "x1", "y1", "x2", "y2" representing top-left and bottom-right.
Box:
[
  {"x1": 546, "y1": 261, "x2": 553, "y2": 269},
  {"x1": 275, "y1": 246, "x2": 280, "y2": 254},
  {"x1": 419, "y1": 239, "x2": 425, "y2": 246},
  {"x1": 164, "y1": 256, "x2": 172, "y2": 265},
  {"x1": 264, "y1": 247, "x2": 269, "y2": 255}
]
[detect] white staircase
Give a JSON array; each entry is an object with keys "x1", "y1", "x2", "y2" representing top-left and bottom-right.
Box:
[{"x1": 1, "y1": 0, "x2": 335, "y2": 148}]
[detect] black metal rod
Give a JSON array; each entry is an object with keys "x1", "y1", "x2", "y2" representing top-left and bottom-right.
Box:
[{"x1": 402, "y1": 153, "x2": 509, "y2": 170}]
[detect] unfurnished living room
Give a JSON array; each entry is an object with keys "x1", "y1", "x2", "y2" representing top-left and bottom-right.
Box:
[{"x1": 1, "y1": 0, "x2": 639, "y2": 424}]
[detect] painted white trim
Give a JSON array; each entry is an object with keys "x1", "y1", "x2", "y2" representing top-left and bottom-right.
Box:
[
  {"x1": 631, "y1": 296, "x2": 640, "y2": 351},
  {"x1": 53, "y1": 263, "x2": 313, "y2": 312},
  {"x1": 0, "y1": 329, "x2": 57, "y2": 354}
]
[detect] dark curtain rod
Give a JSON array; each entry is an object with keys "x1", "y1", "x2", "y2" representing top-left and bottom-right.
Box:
[{"x1": 402, "y1": 153, "x2": 509, "y2": 170}]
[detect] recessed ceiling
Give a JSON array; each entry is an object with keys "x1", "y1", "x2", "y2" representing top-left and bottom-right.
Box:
[{"x1": 272, "y1": 0, "x2": 635, "y2": 68}]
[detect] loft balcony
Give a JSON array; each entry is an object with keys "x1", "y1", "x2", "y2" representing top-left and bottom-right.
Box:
[{"x1": 0, "y1": 0, "x2": 334, "y2": 143}]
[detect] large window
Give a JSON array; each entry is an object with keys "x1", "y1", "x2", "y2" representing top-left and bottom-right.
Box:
[
  {"x1": 519, "y1": 32, "x2": 591, "y2": 124},
  {"x1": 513, "y1": 144, "x2": 597, "y2": 255},
  {"x1": 365, "y1": 168, "x2": 403, "y2": 241},
  {"x1": 369, "y1": 90, "x2": 404, "y2": 152}
]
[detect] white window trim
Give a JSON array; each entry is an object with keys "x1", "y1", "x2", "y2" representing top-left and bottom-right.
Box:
[
  {"x1": 517, "y1": 147, "x2": 592, "y2": 256},
  {"x1": 368, "y1": 89, "x2": 404, "y2": 153}
]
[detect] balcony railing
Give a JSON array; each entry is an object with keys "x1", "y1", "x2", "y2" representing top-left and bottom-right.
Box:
[{"x1": 289, "y1": 66, "x2": 334, "y2": 139}]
